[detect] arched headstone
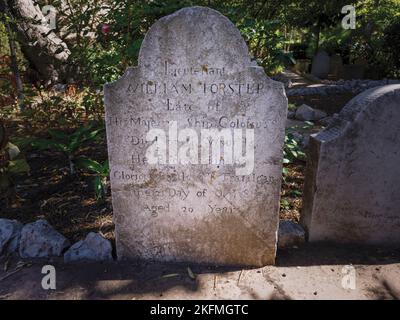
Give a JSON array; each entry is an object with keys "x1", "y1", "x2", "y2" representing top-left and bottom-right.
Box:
[
  {"x1": 302, "y1": 85, "x2": 400, "y2": 244},
  {"x1": 104, "y1": 7, "x2": 287, "y2": 266}
]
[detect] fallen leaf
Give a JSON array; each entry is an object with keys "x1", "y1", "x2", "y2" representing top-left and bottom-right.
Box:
[
  {"x1": 160, "y1": 273, "x2": 180, "y2": 279},
  {"x1": 187, "y1": 267, "x2": 196, "y2": 280}
]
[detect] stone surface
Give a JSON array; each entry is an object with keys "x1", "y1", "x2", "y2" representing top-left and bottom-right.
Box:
[
  {"x1": 311, "y1": 50, "x2": 330, "y2": 79},
  {"x1": 278, "y1": 220, "x2": 305, "y2": 249},
  {"x1": 295, "y1": 104, "x2": 327, "y2": 121},
  {"x1": 64, "y1": 232, "x2": 113, "y2": 263},
  {"x1": 287, "y1": 111, "x2": 296, "y2": 119},
  {"x1": 295, "y1": 104, "x2": 314, "y2": 121},
  {"x1": 19, "y1": 219, "x2": 70, "y2": 258},
  {"x1": 301, "y1": 135, "x2": 310, "y2": 149},
  {"x1": 313, "y1": 109, "x2": 327, "y2": 121},
  {"x1": 317, "y1": 116, "x2": 335, "y2": 127},
  {"x1": 104, "y1": 6, "x2": 287, "y2": 266},
  {"x1": 0, "y1": 219, "x2": 23, "y2": 255},
  {"x1": 302, "y1": 84, "x2": 400, "y2": 244}
]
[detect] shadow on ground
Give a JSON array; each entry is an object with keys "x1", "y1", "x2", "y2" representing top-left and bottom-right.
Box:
[{"x1": 277, "y1": 243, "x2": 400, "y2": 267}]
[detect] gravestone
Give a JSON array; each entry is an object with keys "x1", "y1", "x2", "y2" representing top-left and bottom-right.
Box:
[
  {"x1": 311, "y1": 50, "x2": 330, "y2": 79},
  {"x1": 343, "y1": 64, "x2": 365, "y2": 80},
  {"x1": 329, "y1": 54, "x2": 344, "y2": 79},
  {"x1": 104, "y1": 6, "x2": 287, "y2": 266},
  {"x1": 302, "y1": 84, "x2": 400, "y2": 244}
]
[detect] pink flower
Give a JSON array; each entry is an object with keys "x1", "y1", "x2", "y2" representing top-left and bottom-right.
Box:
[{"x1": 101, "y1": 24, "x2": 110, "y2": 35}]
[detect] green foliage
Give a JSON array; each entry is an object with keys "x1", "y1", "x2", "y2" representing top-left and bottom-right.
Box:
[
  {"x1": 283, "y1": 131, "x2": 306, "y2": 165},
  {"x1": 22, "y1": 93, "x2": 81, "y2": 126},
  {"x1": 49, "y1": 0, "x2": 305, "y2": 85},
  {"x1": 239, "y1": 19, "x2": 288, "y2": 73},
  {"x1": 0, "y1": 143, "x2": 30, "y2": 187},
  {"x1": 282, "y1": 123, "x2": 312, "y2": 176},
  {"x1": 383, "y1": 17, "x2": 400, "y2": 77},
  {"x1": 75, "y1": 158, "x2": 109, "y2": 200},
  {"x1": 19, "y1": 88, "x2": 104, "y2": 127},
  {"x1": 313, "y1": 0, "x2": 400, "y2": 77},
  {"x1": 56, "y1": 0, "x2": 191, "y2": 86},
  {"x1": 28, "y1": 124, "x2": 103, "y2": 175},
  {"x1": 280, "y1": 198, "x2": 292, "y2": 211},
  {"x1": 283, "y1": 133, "x2": 301, "y2": 177},
  {"x1": 0, "y1": 121, "x2": 30, "y2": 201},
  {"x1": 4, "y1": 0, "x2": 400, "y2": 89},
  {"x1": 81, "y1": 88, "x2": 104, "y2": 121},
  {"x1": 0, "y1": 22, "x2": 9, "y2": 55},
  {"x1": 42, "y1": 0, "x2": 399, "y2": 85}
]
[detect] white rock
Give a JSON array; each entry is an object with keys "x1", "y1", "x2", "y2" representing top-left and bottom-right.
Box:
[
  {"x1": 64, "y1": 232, "x2": 113, "y2": 263},
  {"x1": 313, "y1": 109, "x2": 327, "y2": 121},
  {"x1": 278, "y1": 221, "x2": 305, "y2": 249},
  {"x1": 295, "y1": 104, "x2": 315, "y2": 121},
  {"x1": 53, "y1": 83, "x2": 66, "y2": 92},
  {"x1": 295, "y1": 104, "x2": 327, "y2": 121},
  {"x1": 0, "y1": 219, "x2": 23, "y2": 255},
  {"x1": 19, "y1": 219, "x2": 70, "y2": 258},
  {"x1": 287, "y1": 111, "x2": 296, "y2": 119},
  {"x1": 318, "y1": 116, "x2": 334, "y2": 127}
]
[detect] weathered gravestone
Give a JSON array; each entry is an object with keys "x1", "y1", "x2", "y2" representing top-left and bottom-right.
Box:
[
  {"x1": 302, "y1": 84, "x2": 400, "y2": 244},
  {"x1": 311, "y1": 50, "x2": 330, "y2": 79},
  {"x1": 104, "y1": 7, "x2": 287, "y2": 266}
]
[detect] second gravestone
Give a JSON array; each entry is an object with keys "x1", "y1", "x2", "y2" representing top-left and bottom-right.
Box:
[
  {"x1": 302, "y1": 85, "x2": 400, "y2": 244},
  {"x1": 104, "y1": 7, "x2": 287, "y2": 266}
]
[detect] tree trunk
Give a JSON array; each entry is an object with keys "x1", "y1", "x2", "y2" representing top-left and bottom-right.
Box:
[
  {"x1": 314, "y1": 22, "x2": 321, "y2": 56},
  {"x1": 5, "y1": 18, "x2": 24, "y2": 110},
  {"x1": 1, "y1": 0, "x2": 71, "y2": 84}
]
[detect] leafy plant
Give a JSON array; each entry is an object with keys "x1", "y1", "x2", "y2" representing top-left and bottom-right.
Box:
[
  {"x1": 383, "y1": 16, "x2": 400, "y2": 77},
  {"x1": 280, "y1": 198, "x2": 292, "y2": 211},
  {"x1": 21, "y1": 91, "x2": 83, "y2": 127},
  {"x1": 81, "y1": 87, "x2": 104, "y2": 120},
  {"x1": 28, "y1": 125, "x2": 103, "y2": 175},
  {"x1": 282, "y1": 125, "x2": 309, "y2": 177},
  {"x1": 283, "y1": 132, "x2": 306, "y2": 164},
  {"x1": 75, "y1": 157, "x2": 109, "y2": 200},
  {"x1": 0, "y1": 120, "x2": 30, "y2": 204}
]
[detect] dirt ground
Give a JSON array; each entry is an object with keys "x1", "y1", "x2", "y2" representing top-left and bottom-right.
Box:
[{"x1": 1, "y1": 244, "x2": 399, "y2": 300}]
